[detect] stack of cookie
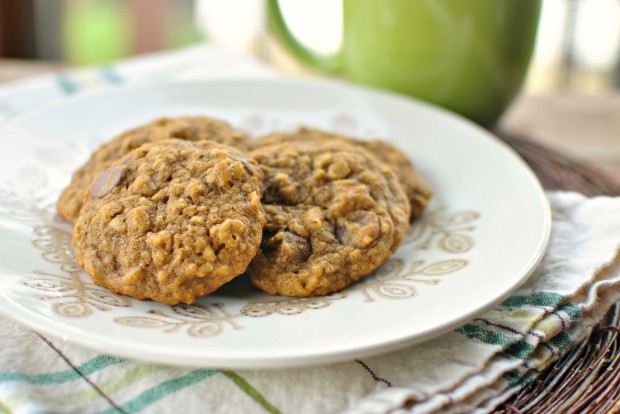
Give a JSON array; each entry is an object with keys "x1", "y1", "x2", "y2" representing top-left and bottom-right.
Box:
[{"x1": 60, "y1": 116, "x2": 431, "y2": 305}]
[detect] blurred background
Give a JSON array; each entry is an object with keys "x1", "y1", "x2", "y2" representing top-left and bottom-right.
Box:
[{"x1": 0, "y1": 0, "x2": 619, "y2": 94}]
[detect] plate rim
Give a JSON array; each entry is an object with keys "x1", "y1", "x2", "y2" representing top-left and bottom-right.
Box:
[{"x1": 0, "y1": 77, "x2": 552, "y2": 368}]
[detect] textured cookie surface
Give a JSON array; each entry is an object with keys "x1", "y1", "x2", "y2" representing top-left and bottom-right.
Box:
[
  {"x1": 73, "y1": 139, "x2": 265, "y2": 305},
  {"x1": 251, "y1": 128, "x2": 432, "y2": 220},
  {"x1": 58, "y1": 116, "x2": 249, "y2": 223},
  {"x1": 248, "y1": 140, "x2": 410, "y2": 297}
]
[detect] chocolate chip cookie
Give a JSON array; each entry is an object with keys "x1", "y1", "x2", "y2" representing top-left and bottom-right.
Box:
[
  {"x1": 250, "y1": 128, "x2": 432, "y2": 221},
  {"x1": 58, "y1": 116, "x2": 249, "y2": 224},
  {"x1": 73, "y1": 139, "x2": 265, "y2": 305},
  {"x1": 248, "y1": 140, "x2": 411, "y2": 297}
]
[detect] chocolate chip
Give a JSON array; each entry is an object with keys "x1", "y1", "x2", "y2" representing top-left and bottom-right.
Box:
[
  {"x1": 91, "y1": 166, "x2": 125, "y2": 198},
  {"x1": 265, "y1": 231, "x2": 311, "y2": 264},
  {"x1": 336, "y1": 224, "x2": 347, "y2": 242}
]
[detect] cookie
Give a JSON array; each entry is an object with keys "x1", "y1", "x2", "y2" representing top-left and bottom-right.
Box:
[
  {"x1": 247, "y1": 140, "x2": 411, "y2": 297},
  {"x1": 73, "y1": 139, "x2": 265, "y2": 305},
  {"x1": 360, "y1": 139, "x2": 432, "y2": 220},
  {"x1": 57, "y1": 116, "x2": 249, "y2": 224},
  {"x1": 250, "y1": 128, "x2": 432, "y2": 221}
]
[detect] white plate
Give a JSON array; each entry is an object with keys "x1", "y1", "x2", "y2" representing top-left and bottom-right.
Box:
[{"x1": 0, "y1": 79, "x2": 550, "y2": 368}]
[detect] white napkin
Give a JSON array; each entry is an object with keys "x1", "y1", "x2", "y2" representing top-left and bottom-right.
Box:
[{"x1": 348, "y1": 191, "x2": 620, "y2": 413}]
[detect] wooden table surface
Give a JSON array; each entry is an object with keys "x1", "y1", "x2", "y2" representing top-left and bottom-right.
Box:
[
  {"x1": 501, "y1": 94, "x2": 620, "y2": 181},
  {"x1": 1, "y1": 58, "x2": 618, "y2": 183}
]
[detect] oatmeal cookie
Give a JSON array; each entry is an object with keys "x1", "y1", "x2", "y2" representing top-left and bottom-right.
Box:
[
  {"x1": 248, "y1": 140, "x2": 410, "y2": 297},
  {"x1": 73, "y1": 139, "x2": 265, "y2": 305},
  {"x1": 58, "y1": 116, "x2": 249, "y2": 223},
  {"x1": 250, "y1": 128, "x2": 432, "y2": 220}
]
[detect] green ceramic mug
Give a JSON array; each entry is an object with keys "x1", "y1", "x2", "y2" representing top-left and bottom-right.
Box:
[{"x1": 267, "y1": 0, "x2": 541, "y2": 126}]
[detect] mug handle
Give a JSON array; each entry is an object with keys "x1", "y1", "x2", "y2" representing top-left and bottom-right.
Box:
[{"x1": 266, "y1": 0, "x2": 342, "y2": 74}]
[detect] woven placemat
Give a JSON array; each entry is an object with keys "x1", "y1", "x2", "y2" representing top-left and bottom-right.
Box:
[{"x1": 494, "y1": 130, "x2": 620, "y2": 413}]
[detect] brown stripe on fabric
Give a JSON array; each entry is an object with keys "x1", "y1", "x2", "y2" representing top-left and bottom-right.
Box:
[
  {"x1": 355, "y1": 359, "x2": 392, "y2": 387},
  {"x1": 36, "y1": 334, "x2": 128, "y2": 414},
  {"x1": 551, "y1": 310, "x2": 567, "y2": 331},
  {"x1": 526, "y1": 329, "x2": 559, "y2": 358},
  {"x1": 476, "y1": 319, "x2": 560, "y2": 359},
  {"x1": 477, "y1": 306, "x2": 556, "y2": 349},
  {"x1": 474, "y1": 318, "x2": 524, "y2": 336}
]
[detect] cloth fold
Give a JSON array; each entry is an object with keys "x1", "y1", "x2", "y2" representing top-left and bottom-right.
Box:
[{"x1": 0, "y1": 45, "x2": 619, "y2": 414}]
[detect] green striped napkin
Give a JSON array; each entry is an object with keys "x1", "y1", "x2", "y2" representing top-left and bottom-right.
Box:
[{"x1": 1, "y1": 45, "x2": 619, "y2": 414}]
